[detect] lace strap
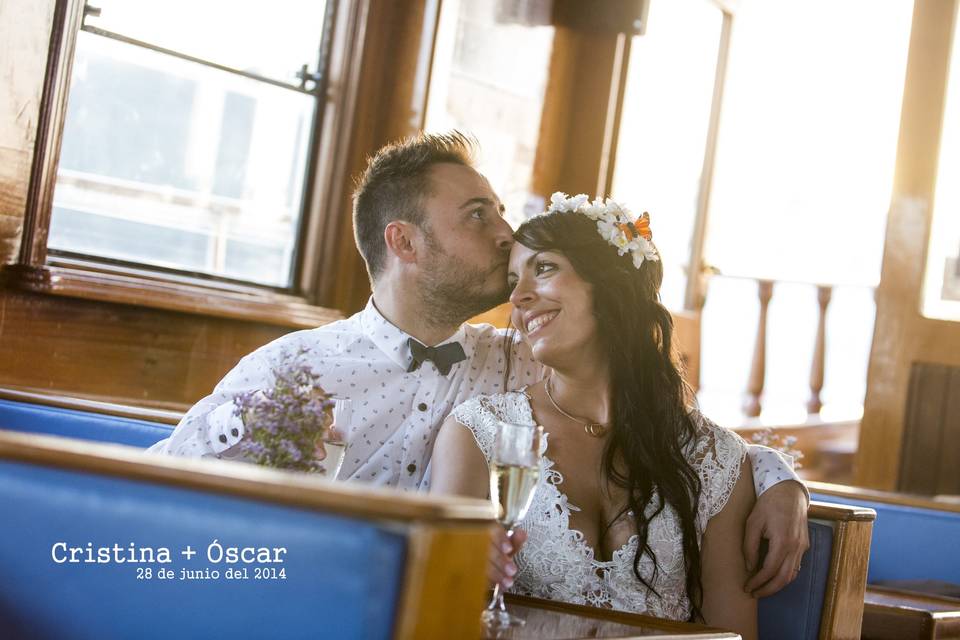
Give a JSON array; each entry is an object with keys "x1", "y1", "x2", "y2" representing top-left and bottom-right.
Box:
[
  {"x1": 450, "y1": 391, "x2": 534, "y2": 463},
  {"x1": 688, "y1": 411, "x2": 748, "y2": 529},
  {"x1": 451, "y1": 397, "x2": 497, "y2": 461}
]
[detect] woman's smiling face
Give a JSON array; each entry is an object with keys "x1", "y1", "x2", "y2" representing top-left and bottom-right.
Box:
[{"x1": 507, "y1": 242, "x2": 602, "y2": 369}]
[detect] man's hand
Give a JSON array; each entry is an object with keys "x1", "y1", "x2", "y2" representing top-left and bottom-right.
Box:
[
  {"x1": 743, "y1": 480, "x2": 809, "y2": 597},
  {"x1": 487, "y1": 527, "x2": 527, "y2": 589},
  {"x1": 312, "y1": 426, "x2": 344, "y2": 461}
]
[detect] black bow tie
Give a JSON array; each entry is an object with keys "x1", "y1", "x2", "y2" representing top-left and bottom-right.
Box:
[{"x1": 406, "y1": 338, "x2": 466, "y2": 376}]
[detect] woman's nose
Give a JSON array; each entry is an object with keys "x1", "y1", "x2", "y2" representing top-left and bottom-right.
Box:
[{"x1": 509, "y1": 277, "x2": 535, "y2": 306}]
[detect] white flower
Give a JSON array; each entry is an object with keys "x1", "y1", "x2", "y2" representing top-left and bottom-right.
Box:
[
  {"x1": 596, "y1": 219, "x2": 619, "y2": 244},
  {"x1": 581, "y1": 202, "x2": 605, "y2": 220},
  {"x1": 640, "y1": 238, "x2": 660, "y2": 262},
  {"x1": 568, "y1": 193, "x2": 589, "y2": 211},
  {"x1": 549, "y1": 191, "x2": 571, "y2": 212},
  {"x1": 613, "y1": 233, "x2": 630, "y2": 252},
  {"x1": 548, "y1": 192, "x2": 589, "y2": 213}
]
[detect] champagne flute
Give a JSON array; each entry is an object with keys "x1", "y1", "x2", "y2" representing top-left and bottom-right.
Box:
[
  {"x1": 316, "y1": 398, "x2": 350, "y2": 479},
  {"x1": 481, "y1": 419, "x2": 543, "y2": 630}
]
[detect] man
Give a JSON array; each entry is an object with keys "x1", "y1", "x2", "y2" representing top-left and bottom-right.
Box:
[{"x1": 149, "y1": 131, "x2": 808, "y2": 596}]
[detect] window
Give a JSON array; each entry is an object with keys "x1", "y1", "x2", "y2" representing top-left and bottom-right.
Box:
[
  {"x1": 922, "y1": 7, "x2": 960, "y2": 322},
  {"x1": 705, "y1": 0, "x2": 913, "y2": 286},
  {"x1": 47, "y1": 0, "x2": 332, "y2": 288},
  {"x1": 611, "y1": 0, "x2": 724, "y2": 312},
  {"x1": 697, "y1": 0, "x2": 914, "y2": 422},
  {"x1": 423, "y1": 0, "x2": 555, "y2": 228}
]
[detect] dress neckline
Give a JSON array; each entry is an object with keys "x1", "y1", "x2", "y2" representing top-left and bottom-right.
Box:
[{"x1": 512, "y1": 388, "x2": 638, "y2": 566}]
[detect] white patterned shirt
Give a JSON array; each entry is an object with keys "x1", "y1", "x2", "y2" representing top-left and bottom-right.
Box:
[{"x1": 147, "y1": 299, "x2": 801, "y2": 494}]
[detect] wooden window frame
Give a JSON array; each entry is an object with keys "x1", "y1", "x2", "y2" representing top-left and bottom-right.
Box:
[{"x1": 3, "y1": 0, "x2": 374, "y2": 329}]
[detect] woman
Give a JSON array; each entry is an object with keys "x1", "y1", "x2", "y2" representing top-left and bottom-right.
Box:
[{"x1": 431, "y1": 193, "x2": 757, "y2": 638}]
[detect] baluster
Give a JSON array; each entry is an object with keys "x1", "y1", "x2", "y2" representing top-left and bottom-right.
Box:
[
  {"x1": 743, "y1": 280, "x2": 773, "y2": 418},
  {"x1": 807, "y1": 285, "x2": 833, "y2": 414}
]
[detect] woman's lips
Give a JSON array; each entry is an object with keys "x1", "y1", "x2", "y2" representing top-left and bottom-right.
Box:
[{"x1": 526, "y1": 310, "x2": 559, "y2": 337}]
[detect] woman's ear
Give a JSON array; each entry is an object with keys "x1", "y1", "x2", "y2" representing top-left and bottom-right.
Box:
[{"x1": 384, "y1": 221, "x2": 420, "y2": 265}]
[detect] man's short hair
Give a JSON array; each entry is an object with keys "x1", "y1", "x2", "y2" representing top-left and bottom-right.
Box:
[{"x1": 352, "y1": 131, "x2": 477, "y2": 282}]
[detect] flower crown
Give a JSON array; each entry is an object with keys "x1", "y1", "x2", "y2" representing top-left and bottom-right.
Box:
[{"x1": 546, "y1": 192, "x2": 660, "y2": 269}]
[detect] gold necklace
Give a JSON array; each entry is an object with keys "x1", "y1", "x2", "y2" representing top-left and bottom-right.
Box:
[{"x1": 544, "y1": 376, "x2": 609, "y2": 438}]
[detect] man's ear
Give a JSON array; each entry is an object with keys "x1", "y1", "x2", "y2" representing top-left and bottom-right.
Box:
[{"x1": 384, "y1": 221, "x2": 420, "y2": 265}]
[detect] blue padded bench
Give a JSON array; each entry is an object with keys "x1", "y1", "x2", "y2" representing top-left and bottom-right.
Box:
[
  {"x1": 811, "y1": 487, "x2": 960, "y2": 585},
  {"x1": 0, "y1": 431, "x2": 493, "y2": 640},
  {"x1": 0, "y1": 398, "x2": 173, "y2": 448}
]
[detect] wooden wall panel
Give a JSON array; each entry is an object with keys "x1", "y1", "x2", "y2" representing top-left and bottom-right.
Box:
[
  {"x1": 898, "y1": 362, "x2": 960, "y2": 495},
  {"x1": 0, "y1": 0, "x2": 58, "y2": 264},
  {"x1": 0, "y1": 291, "x2": 290, "y2": 410}
]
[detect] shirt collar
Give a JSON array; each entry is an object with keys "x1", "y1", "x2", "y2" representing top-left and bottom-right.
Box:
[{"x1": 359, "y1": 298, "x2": 474, "y2": 373}]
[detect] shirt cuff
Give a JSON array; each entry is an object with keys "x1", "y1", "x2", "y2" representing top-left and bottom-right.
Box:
[
  {"x1": 747, "y1": 444, "x2": 810, "y2": 504},
  {"x1": 206, "y1": 401, "x2": 246, "y2": 455}
]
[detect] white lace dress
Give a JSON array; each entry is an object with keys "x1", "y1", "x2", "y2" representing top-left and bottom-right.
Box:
[{"x1": 451, "y1": 388, "x2": 747, "y2": 620}]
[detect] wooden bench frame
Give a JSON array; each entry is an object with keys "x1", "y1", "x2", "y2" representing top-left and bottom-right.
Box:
[
  {"x1": 807, "y1": 501, "x2": 876, "y2": 640},
  {"x1": 810, "y1": 481, "x2": 960, "y2": 640}
]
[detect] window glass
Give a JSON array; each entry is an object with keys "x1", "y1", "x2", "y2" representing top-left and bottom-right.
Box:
[
  {"x1": 85, "y1": 0, "x2": 328, "y2": 84},
  {"x1": 48, "y1": 28, "x2": 316, "y2": 287}
]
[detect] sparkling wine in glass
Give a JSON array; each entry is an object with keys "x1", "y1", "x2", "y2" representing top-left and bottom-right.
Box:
[{"x1": 482, "y1": 419, "x2": 543, "y2": 631}]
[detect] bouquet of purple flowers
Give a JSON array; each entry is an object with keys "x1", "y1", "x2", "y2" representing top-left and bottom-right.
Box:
[{"x1": 232, "y1": 359, "x2": 336, "y2": 473}]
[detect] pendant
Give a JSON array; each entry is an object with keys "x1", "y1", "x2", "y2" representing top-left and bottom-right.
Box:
[{"x1": 584, "y1": 422, "x2": 606, "y2": 438}]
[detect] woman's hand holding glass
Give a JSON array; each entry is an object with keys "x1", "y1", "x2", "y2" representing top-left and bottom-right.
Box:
[{"x1": 481, "y1": 419, "x2": 543, "y2": 630}]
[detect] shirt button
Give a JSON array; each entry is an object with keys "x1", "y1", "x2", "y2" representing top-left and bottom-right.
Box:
[
  {"x1": 418, "y1": 403, "x2": 428, "y2": 412},
  {"x1": 407, "y1": 463, "x2": 417, "y2": 474}
]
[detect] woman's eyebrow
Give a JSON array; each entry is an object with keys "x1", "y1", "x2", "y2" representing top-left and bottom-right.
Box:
[{"x1": 507, "y1": 252, "x2": 543, "y2": 279}]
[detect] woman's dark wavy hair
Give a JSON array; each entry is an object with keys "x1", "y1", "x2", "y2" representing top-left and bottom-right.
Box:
[{"x1": 512, "y1": 209, "x2": 704, "y2": 621}]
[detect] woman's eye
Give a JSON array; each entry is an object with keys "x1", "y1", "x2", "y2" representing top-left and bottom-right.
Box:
[
  {"x1": 535, "y1": 261, "x2": 557, "y2": 276},
  {"x1": 507, "y1": 278, "x2": 518, "y2": 290},
  {"x1": 471, "y1": 208, "x2": 485, "y2": 220}
]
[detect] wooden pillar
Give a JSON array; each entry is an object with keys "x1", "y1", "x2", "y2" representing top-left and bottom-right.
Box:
[
  {"x1": 0, "y1": 0, "x2": 59, "y2": 265},
  {"x1": 305, "y1": 0, "x2": 443, "y2": 315},
  {"x1": 531, "y1": 27, "x2": 631, "y2": 199},
  {"x1": 807, "y1": 285, "x2": 832, "y2": 414},
  {"x1": 856, "y1": 0, "x2": 960, "y2": 489},
  {"x1": 743, "y1": 279, "x2": 773, "y2": 418}
]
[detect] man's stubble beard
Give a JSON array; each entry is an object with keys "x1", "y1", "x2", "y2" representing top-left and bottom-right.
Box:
[{"x1": 417, "y1": 232, "x2": 510, "y2": 328}]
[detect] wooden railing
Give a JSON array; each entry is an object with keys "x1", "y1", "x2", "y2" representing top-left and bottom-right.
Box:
[{"x1": 730, "y1": 277, "x2": 874, "y2": 419}]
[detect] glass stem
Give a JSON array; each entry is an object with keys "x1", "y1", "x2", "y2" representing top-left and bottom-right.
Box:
[{"x1": 486, "y1": 526, "x2": 514, "y2": 612}]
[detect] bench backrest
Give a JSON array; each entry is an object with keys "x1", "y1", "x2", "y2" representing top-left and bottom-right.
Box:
[
  {"x1": 0, "y1": 431, "x2": 492, "y2": 640},
  {"x1": 810, "y1": 481, "x2": 960, "y2": 585},
  {"x1": 0, "y1": 398, "x2": 172, "y2": 447}
]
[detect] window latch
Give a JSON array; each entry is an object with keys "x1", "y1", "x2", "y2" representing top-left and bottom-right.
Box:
[
  {"x1": 82, "y1": 2, "x2": 102, "y2": 27},
  {"x1": 295, "y1": 64, "x2": 322, "y2": 91}
]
